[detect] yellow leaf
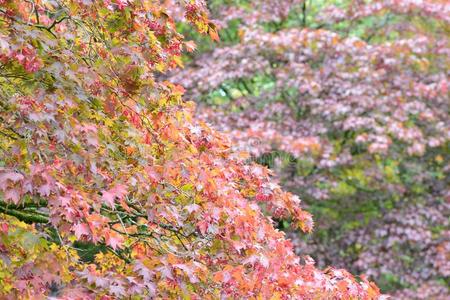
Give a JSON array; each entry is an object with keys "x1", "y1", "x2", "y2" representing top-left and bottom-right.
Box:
[{"x1": 270, "y1": 293, "x2": 282, "y2": 300}]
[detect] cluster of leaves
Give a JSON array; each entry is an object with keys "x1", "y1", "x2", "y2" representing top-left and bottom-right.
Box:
[
  {"x1": 0, "y1": 215, "x2": 77, "y2": 297},
  {"x1": 169, "y1": 0, "x2": 449, "y2": 298},
  {"x1": 0, "y1": 0, "x2": 382, "y2": 299}
]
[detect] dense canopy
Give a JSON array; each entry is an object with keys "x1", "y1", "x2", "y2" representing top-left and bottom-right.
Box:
[{"x1": 0, "y1": 1, "x2": 383, "y2": 299}]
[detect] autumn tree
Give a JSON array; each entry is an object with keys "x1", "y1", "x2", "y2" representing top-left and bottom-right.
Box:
[{"x1": 0, "y1": 0, "x2": 381, "y2": 299}]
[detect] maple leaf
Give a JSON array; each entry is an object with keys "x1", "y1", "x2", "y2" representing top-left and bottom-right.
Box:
[
  {"x1": 101, "y1": 190, "x2": 116, "y2": 208},
  {"x1": 157, "y1": 265, "x2": 174, "y2": 280},
  {"x1": 174, "y1": 264, "x2": 199, "y2": 283},
  {"x1": 105, "y1": 231, "x2": 123, "y2": 250},
  {"x1": 184, "y1": 41, "x2": 197, "y2": 52},
  {"x1": 208, "y1": 24, "x2": 220, "y2": 42},
  {"x1": 101, "y1": 184, "x2": 128, "y2": 208},
  {"x1": 0, "y1": 171, "x2": 24, "y2": 189},
  {"x1": 73, "y1": 223, "x2": 90, "y2": 239},
  {"x1": 37, "y1": 184, "x2": 52, "y2": 197},
  {"x1": 134, "y1": 261, "x2": 154, "y2": 282},
  {"x1": 109, "y1": 283, "x2": 126, "y2": 296}
]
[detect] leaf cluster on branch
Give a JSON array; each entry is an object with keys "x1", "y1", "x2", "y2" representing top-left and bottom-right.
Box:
[{"x1": 0, "y1": 0, "x2": 381, "y2": 299}]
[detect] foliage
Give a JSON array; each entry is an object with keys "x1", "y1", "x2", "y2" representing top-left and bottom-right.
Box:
[
  {"x1": 0, "y1": 0, "x2": 381, "y2": 299},
  {"x1": 170, "y1": 0, "x2": 449, "y2": 298}
]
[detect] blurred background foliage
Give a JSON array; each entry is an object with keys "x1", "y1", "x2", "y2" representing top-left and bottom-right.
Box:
[{"x1": 170, "y1": 0, "x2": 450, "y2": 298}]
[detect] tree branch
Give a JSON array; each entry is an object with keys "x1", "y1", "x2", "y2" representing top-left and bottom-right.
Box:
[{"x1": 0, "y1": 203, "x2": 49, "y2": 223}]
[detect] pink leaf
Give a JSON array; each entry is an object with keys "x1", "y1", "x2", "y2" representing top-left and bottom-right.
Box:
[
  {"x1": 185, "y1": 203, "x2": 200, "y2": 214},
  {"x1": 0, "y1": 171, "x2": 24, "y2": 189},
  {"x1": 106, "y1": 231, "x2": 123, "y2": 250},
  {"x1": 38, "y1": 183, "x2": 52, "y2": 196},
  {"x1": 101, "y1": 184, "x2": 128, "y2": 208},
  {"x1": 73, "y1": 223, "x2": 90, "y2": 239},
  {"x1": 4, "y1": 189, "x2": 21, "y2": 204},
  {"x1": 101, "y1": 190, "x2": 115, "y2": 207},
  {"x1": 145, "y1": 166, "x2": 161, "y2": 183}
]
